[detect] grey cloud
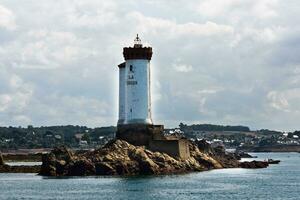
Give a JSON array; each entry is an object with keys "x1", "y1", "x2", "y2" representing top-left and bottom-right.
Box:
[{"x1": 0, "y1": 0, "x2": 300, "y2": 131}]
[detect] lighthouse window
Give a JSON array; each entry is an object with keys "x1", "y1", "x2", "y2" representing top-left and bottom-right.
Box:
[
  {"x1": 130, "y1": 65, "x2": 133, "y2": 72},
  {"x1": 127, "y1": 80, "x2": 137, "y2": 85}
]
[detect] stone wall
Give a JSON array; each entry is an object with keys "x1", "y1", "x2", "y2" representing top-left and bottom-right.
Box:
[
  {"x1": 149, "y1": 139, "x2": 190, "y2": 160},
  {"x1": 178, "y1": 139, "x2": 190, "y2": 160}
]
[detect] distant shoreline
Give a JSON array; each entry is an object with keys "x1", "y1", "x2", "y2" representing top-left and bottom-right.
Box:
[
  {"x1": 238, "y1": 145, "x2": 300, "y2": 152},
  {"x1": 2, "y1": 154, "x2": 43, "y2": 162},
  {"x1": 1, "y1": 146, "x2": 299, "y2": 163}
]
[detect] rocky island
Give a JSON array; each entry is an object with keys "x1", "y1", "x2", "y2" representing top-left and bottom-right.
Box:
[
  {"x1": 0, "y1": 138, "x2": 270, "y2": 175},
  {"x1": 39, "y1": 139, "x2": 268, "y2": 176}
]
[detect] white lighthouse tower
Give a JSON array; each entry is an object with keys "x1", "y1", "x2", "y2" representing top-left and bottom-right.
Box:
[
  {"x1": 117, "y1": 35, "x2": 153, "y2": 125},
  {"x1": 115, "y1": 36, "x2": 190, "y2": 160}
]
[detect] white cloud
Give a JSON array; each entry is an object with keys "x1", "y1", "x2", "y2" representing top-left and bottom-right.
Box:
[
  {"x1": 66, "y1": 1, "x2": 118, "y2": 28},
  {"x1": 0, "y1": 0, "x2": 300, "y2": 131},
  {"x1": 0, "y1": 72, "x2": 33, "y2": 117},
  {"x1": 0, "y1": 4, "x2": 16, "y2": 30},
  {"x1": 196, "y1": 0, "x2": 278, "y2": 19},
  {"x1": 173, "y1": 64, "x2": 193, "y2": 72},
  {"x1": 267, "y1": 91, "x2": 290, "y2": 112},
  {"x1": 13, "y1": 115, "x2": 32, "y2": 125},
  {"x1": 128, "y1": 12, "x2": 234, "y2": 37},
  {"x1": 1, "y1": 30, "x2": 94, "y2": 69},
  {"x1": 196, "y1": 0, "x2": 240, "y2": 17},
  {"x1": 252, "y1": 0, "x2": 279, "y2": 19},
  {"x1": 197, "y1": 89, "x2": 218, "y2": 95},
  {"x1": 0, "y1": 94, "x2": 11, "y2": 112}
]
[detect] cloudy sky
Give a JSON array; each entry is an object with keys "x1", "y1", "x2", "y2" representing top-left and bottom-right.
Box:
[{"x1": 0, "y1": 0, "x2": 300, "y2": 131}]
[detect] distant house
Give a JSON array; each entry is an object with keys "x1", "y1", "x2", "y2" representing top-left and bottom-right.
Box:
[
  {"x1": 54, "y1": 135, "x2": 62, "y2": 140},
  {"x1": 99, "y1": 136, "x2": 105, "y2": 140},
  {"x1": 79, "y1": 140, "x2": 88, "y2": 147},
  {"x1": 211, "y1": 139, "x2": 224, "y2": 148},
  {"x1": 75, "y1": 134, "x2": 84, "y2": 141},
  {"x1": 4, "y1": 139, "x2": 13, "y2": 143}
]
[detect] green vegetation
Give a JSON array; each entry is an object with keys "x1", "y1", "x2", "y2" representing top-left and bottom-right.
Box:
[
  {"x1": 0, "y1": 123, "x2": 299, "y2": 150},
  {"x1": 179, "y1": 123, "x2": 250, "y2": 132},
  {"x1": 178, "y1": 123, "x2": 300, "y2": 149},
  {"x1": 0, "y1": 125, "x2": 116, "y2": 149}
]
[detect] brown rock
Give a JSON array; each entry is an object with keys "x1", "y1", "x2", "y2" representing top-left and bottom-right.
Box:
[
  {"x1": 194, "y1": 139, "x2": 214, "y2": 154},
  {"x1": 38, "y1": 139, "x2": 255, "y2": 176},
  {"x1": 0, "y1": 164, "x2": 40, "y2": 173},
  {"x1": 0, "y1": 153, "x2": 4, "y2": 165},
  {"x1": 55, "y1": 160, "x2": 67, "y2": 175},
  {"x1": 240, "y1": 161, "x2": 269, "y2": 168},
  {"x1": 130, "y1": 148, "x2": 159, "y2": 174},
  {"x1": 40, "y1": 153, "x2": 57, "y2": 176},
  {"x1": 67, "y1": 159, "x2": 95, "y2": 176},
  {"x1": 52, "y1": 146, "x2": 74, "y2": 162},
  {"x1": 95, "y1": 162, "x2": 116, "y2": 175}
]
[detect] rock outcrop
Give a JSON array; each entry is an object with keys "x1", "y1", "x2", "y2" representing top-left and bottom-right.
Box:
[
  {"x1": 234, "y1": 151, "x2": 256, "y2": 160},
  {"x1": 240, "y1": 161, "x2": 269, "y2": 168},
  {"x1": 0, "y1": 153, "x2": 40, "y2": 173},
  {"x1": 0, "y1": 153, "x2": 41, "y2": 173},
  {"x1": 40, "y1": 139, "x2": 246, "y2": 176},
  {"x1": 193, "y1": 140, "x2": 240, "y2": 168},
  {"x1": 0, "y1": 153, "x2": 4, "y2": 165},
  {"x1": 0, "y1": 165, "x2": 41, "y2": 173}
]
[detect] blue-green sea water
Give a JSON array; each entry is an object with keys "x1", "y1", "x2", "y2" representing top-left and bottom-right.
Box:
[{"x1": 0, "y1": 153, "x2": 299, "y2": 200}]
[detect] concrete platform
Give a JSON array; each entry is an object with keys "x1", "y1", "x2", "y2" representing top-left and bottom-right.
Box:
[{"x1": 116, "y1": 124, "x2": 190, "y2": 160}]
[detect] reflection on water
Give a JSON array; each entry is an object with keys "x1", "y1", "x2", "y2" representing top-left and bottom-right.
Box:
[{"x1": 0, "y1": 153, "x2": 299, "y2": 200}]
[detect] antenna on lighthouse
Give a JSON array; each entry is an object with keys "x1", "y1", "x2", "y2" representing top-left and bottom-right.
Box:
[{"x1": 134, "y1": 34, "x2": 142, "y2": 48}]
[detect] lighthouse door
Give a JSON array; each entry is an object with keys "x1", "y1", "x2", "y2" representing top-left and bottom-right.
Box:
[
  {"x1": 130, "y1": 107, "x2": 133, "y2": 119},
  {"x1": 129, "y1": 90, "x2": 134, "y2": 120}
]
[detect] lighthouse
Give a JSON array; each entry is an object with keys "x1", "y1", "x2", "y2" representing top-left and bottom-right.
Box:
[
  {"x1": 118, "y1": 35, "x2": 153, "y2": 125},
  {"x1": 116, "y1": 35, "x2": 159, "y2": 145},
  {"x1": 115, "y1": 35, "x2": 190, "y2": 159}
]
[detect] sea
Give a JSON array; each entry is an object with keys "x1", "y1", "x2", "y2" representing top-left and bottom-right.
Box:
[{"x1": 0, "y1": 153, "x2": 299, "y2": 200}]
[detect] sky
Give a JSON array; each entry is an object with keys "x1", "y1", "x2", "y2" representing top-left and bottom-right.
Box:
[{"x1": 0, "y1": 0, "x2": 300, "y2": 131}]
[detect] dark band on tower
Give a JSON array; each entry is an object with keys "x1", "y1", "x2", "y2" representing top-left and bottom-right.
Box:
[{"x1": 123, "y1": 34, "x2": 153, "y2": 60}]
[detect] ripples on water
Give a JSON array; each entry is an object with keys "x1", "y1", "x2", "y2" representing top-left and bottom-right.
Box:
[{"x1": 0, "y1": 153, "x2": 299, "y2": 200}]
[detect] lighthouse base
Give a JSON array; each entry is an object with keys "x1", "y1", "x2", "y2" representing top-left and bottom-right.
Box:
[
  {"x1": 116, "y1": 124, "x2": 190, "y2": 160},
  {"x1": 116, "y1": 124, "x2": 164, "y2": 146}
]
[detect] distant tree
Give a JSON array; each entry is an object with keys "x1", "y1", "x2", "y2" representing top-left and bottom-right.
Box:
[
  {"x1": 179, "y1": 123, "x2": 187, "y2": 130},
  {"x1": 45, "y1": 130, "x2": 54, "y2": 136},
  {"x1": 292, "y1": 131, "x2": 300, "y2": 137},
  {"x1": 181, "y1": 123, "x2": 250, "y2": 132},
  {"x1": 257, "y1": 129, "x2": 282, "y2": 135},
  {"x1": 82, "y1": 133, "x2": 91, "y2": 144},
  {"x1": 287, "y1": 132, "x2": 294, "y2": 138}
]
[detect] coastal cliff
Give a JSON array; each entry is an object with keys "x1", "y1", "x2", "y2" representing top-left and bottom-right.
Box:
[{"x1": 39, "y1": 139, "x2": 267, "y2": 176}]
